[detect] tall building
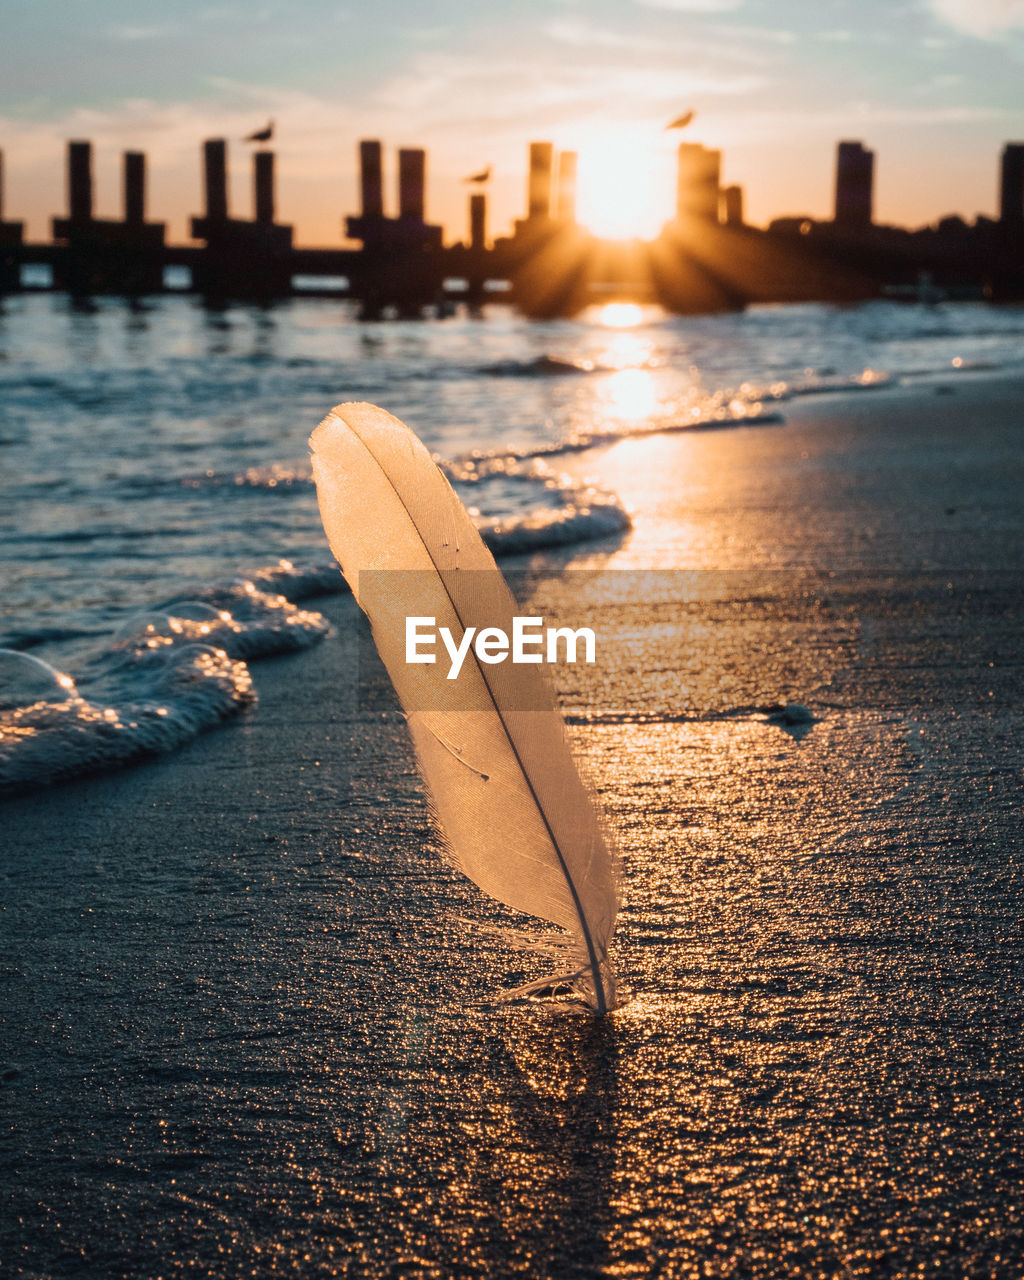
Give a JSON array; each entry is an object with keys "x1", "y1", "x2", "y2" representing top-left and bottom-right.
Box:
[
  {"x1": 676, "y1": 144, "x2": 721, "y2": 222},
  {"x1": 834, "y1": 141, "x2": 874, "y2": 228},
  {"x1": 999, "y1": 142, "x2": 1024, "y2": 230}
]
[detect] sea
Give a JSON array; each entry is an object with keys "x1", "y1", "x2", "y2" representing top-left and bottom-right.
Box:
[
  {"x1": 3, "y1": 293, "x2": 1024, "y2": 1279},
  {"x1": 2, "y1": 292, "x2": 1024, "y2": 795}
]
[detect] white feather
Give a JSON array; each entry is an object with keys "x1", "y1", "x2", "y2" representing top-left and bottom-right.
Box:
[{"x1": 310, "y1": 402, "x2": 620, "y2": 1013}]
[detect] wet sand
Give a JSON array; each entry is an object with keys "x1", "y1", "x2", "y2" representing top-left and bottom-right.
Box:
[{"x1": 2, "y1": 372, "x2": 1023, "y2": 1278}]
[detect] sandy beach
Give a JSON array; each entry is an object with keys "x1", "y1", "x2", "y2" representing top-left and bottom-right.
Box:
[{"x1": 3, "y1": 371, "x2": 1023, "y2": 1277}]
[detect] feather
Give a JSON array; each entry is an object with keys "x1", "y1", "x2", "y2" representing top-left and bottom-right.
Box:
[{"x1": 310, "y1": 402, "x2": 620, "y2": 1013}]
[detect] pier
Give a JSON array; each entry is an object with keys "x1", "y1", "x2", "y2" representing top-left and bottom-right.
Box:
[{"x1": 1, "y1": 134, "x2": 1022, "y2": 314}]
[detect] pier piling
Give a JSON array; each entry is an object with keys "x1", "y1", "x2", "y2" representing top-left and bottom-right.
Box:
[
  {"x1": 345, "y1": 140, "x2": 444, "y2": 316},
  {"x1": 527, "y1": 142, "x2": 553, "y2": 220},
  {"x1": 556, "y1": 151, "x2": 577, "y2": 223},
  {"x1": 190, "y1": 139, "x2": 293, "y2": 298},
  {"x1": 0, "y1": 150, "x2": 26, "y2": 291},
  {"x1": 675, "y1": 143, "x2": 721, "y2": 224},
  {"x1": 470, "y1": 192, "x2": 486, "y2": 251},
  {"x1": 398, "y1": 148, "x2": 425, "y2": 222},
  {"x1": 124, "y1": 152, "x2": 146, "y2": 225},
  {"x1": 68, "y1": 141, "x2": 93, "y2": 223},
  {"x1": 254, "y1": 150, "x2": 275, "y2": 224},
  {"x1": 359, "y1": 140, "x2": 384, "y2": 219},
  {"x1": 721, "y1": 184, "x2": 744, "y2": 227},
  {"x1": 0, "y1": 125, "x2": 1018, "y2": 308},
  {"x1": 52, "y1": 140, "x2": 165, "y2": 294},
  {"x1": 203, "y1": 139, "x2": 229, "y2": 223}
]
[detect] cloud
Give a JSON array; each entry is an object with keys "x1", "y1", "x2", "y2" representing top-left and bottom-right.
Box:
[
  {"x1": 542, "y1": 16, "x2": 788, "y2": 69},
  {"x1": 635, "y1": 0, "x2": 743, "y2": 11},
  {"x1": 108, "y1": 22, "x2": 179, "y2": 41},
  {"x1": 544, "y1": 18, "x2": 670, "y2": 51},
  {"x1": 913, "y1": 72, "x2": 965, "y2": 93},
  {"x1": 721, "y1": 24, "x2": 796, "y2": 45},
  {"x1": 926, "y1": 0, "x2": 1024, "y2": 37}
]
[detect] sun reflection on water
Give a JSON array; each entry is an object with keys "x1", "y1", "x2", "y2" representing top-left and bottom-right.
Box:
[
  {"x1": 603, "y1": 368, "x2": 659, "y2": 421},
  {"x1": 593, "y1": 302, "x2": 647, "y2": 329}
]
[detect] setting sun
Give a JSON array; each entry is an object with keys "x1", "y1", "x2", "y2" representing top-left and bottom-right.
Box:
[
  {"x1": 575, "y1": 131, "x2": 670, "y2": 241},
  {"x1": 593, "y1": 302, "x2": 647, "y2": 328}
]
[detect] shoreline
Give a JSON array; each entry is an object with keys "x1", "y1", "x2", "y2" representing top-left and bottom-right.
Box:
[{"x1": 3, "y1": 366, "x2": 1023, "y2": 1277}]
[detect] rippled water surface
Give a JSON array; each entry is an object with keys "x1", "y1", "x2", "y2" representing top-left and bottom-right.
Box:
[
  {"x1": 2, "y1": 296, "x2": 1023, "y2": 1277},
  {"x1": 3, "y1": 293, "x2": 1023, "y2": 647}
]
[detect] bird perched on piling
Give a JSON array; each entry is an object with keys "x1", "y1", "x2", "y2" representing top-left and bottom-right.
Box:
[
  {"x1": 666, "y1": 110, "x2": 695, "y2": 130},
  {"x1": 463, "y1": 165, "x2": 492, "y2": 184},
  {"x1": 245, "y1": 120, "x2": 274, "y2": 143}
]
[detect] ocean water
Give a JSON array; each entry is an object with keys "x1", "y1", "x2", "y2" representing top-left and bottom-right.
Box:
[
  {"x1": 3, "y1": 295, "x2": 1024, "y2": 1279},
  {"x1": 2, "y1": 293, "x2": 1024, "y2": 795}
]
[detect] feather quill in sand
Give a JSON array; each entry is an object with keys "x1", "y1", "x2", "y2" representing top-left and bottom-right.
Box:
[{"x1": 310, "y1": 403, "x2": 619, "y2": 1013}]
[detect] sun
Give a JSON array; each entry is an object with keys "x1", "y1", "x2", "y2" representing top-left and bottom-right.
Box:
[{"x1": 575, "y1": 130, "x2": 668, "y2": 241}]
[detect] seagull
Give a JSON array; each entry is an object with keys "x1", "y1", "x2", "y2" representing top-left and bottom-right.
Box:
[
  {"x1": 463, "y1": 165, "x2": 492, "y2": 184},
  {"x1": 665, "y1": 110, "x2": 695, "y2": 130},
  {"x1": 244, "y1": 120, "x2": 274, "y2": 144}
]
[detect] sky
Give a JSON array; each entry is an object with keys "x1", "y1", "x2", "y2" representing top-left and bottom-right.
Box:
[{"x1": 1, "y1": 0, "x2": 1023, "y2": 246}]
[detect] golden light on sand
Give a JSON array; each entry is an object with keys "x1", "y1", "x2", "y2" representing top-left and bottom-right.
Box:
[{"x1": 576, "y1": 132, "x2": 666, "y2": 241}]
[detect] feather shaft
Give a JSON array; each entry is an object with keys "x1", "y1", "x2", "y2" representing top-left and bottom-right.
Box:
[{"x1": 310, "y1": 402, "x2": 619, "y2": 1012}]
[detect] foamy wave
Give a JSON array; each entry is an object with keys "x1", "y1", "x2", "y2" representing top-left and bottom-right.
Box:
[
  {"x1": 483, "y1": 496, "x2": 630, "y2": 554},
  {"x1": 449, "y1": 399, "x2": 784, "y2": 468},
  {"x1": 478, "y1": 355, "x2": 613, "y2": 377},
  {"x1": 788, "y1": 368, "x2": 892, "y2": 396},
  {"x1": 153, "y1": 582, "x2": 331, "y2": 657},
  {"x1": 0, "y1": 576, "x2": 332, "y2": 799},
  {"x1": 248, "y1": 559, "x2": 346, "y2": 599},
  {"x1": 13, "y1": 359, "x2": 903, "y2": 799},
  {"x1": 0, "y1": 645, "x2": 254, "y2": 799}
]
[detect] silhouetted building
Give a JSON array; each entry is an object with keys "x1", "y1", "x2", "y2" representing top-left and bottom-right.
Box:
[
  {"x1": 720, "y1": 184, "x2": 744, "y2": 227},
  {"x1": 527, "y1": 142, "x2": 554, "y2": 219},
  {"x1": 556, "y1": 151, "x2": 577, "y2": 222},
  {"x1": 999, "y1": 142, "x2": 1024, "y2": 230},
  {"x1": 676, "y1": 144, "x2": 720, "y2": 222},
  {"x1": 834, "y1": 140, "x2": 874, "y2": 228}
]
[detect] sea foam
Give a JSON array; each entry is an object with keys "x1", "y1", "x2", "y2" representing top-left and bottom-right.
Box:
[
  {"x1": 3, "y1": 366, "x2": 894, "y2": 799},
  {"x1": 0, "y1": 580, "x2": 328, "y2": 799}
]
